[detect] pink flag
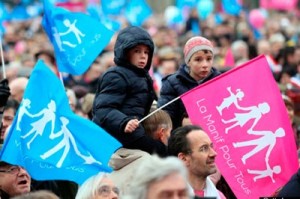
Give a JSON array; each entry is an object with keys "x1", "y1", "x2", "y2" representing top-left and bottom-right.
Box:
[
  {"x1": 56, "y1": 1, "x2": 86, "y2": 12},
  {"x1": 224, "y1": 47, "x2": 235, "y2": 67},
  {"x1": 181, "y1": 55, "x2": 298, "y2": 199},
  {"x1": 260, "y1": 0, "x2": 298, "y2": 10},
  {"x1": 260, "y1": 0, "x2": 270, "y2": 9}
]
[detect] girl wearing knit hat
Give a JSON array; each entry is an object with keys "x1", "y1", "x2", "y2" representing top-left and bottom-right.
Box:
[{"x1": 158, "y1": 36, "x2": 221, "y2": 129}]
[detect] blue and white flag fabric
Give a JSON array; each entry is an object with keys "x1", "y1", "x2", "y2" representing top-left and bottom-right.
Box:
[
  {"x1": 0, "y1": 3, "x2": 8, "y2": 20},
  {"x1": 42, "y1": 0, "x2": 114, "y2": 75},
  {"x1": 176, "y1": 0, "x2": 197, "y2": 9},
  {"x1": 101, "y1": 16, "x2": 121, "y2": 32},
  {"x1": 222, "y1": 0, "x2": 242, "y2": 16},
  {"x1": 124, "y1": 0, "x2": 152, "y2": 26},
  {"x1": 0, "y1": 3, "x2": 8, "y2": 36},
  {"x1": 101, "y1": 0, "x2": 125, "y2": 16},
  {"x1": 0, "y1": 60, "x2": 122, "y2": 185},
  {"x1": 7, "y1": 4, "x2": 30, "y2": 21}
]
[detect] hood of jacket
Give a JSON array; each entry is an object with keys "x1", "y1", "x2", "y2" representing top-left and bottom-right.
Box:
[
  {"x1": 109, "y1": 148, "x2": 150, "y2": 170},
  {"x1": 114, "y1": 26, "x2": 154, "y2": 72}
]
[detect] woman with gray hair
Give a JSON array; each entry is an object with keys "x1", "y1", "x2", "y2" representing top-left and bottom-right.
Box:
[
  {"x1": 123, "y1": 155, "x2": 194, "y2": 199},
  {"x1": 75, "y1": 172, "x2": 119, "y2": 199},
  {"x1": 11, "y1": 190, "x2": 59, "y2": 199}
]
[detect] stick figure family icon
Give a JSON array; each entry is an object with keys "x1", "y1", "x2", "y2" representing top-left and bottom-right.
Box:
[
  {"x1": 52, "y1": 18, "x2": 85, "y2": 52},
  {"x1": 216, "y1": 87, "x2": 284, "y2": 183},
  {"x1": 17, "y1": 98, "x2": 101, "y2": 168}
]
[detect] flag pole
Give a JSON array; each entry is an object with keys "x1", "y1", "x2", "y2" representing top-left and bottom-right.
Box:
[
  {"x1": 59, "y1": 72, "x2": 65, "y2": 87},
  {"x1": 0, "y1": 35, "x2": 6, "y2": 79},
  {"x1": 138, "y1": 96, "x2": 180, "y2": 123}
]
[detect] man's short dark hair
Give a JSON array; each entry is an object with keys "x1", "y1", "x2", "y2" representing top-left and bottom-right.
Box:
[
  {"x1": 4, "y1": 99, "x2": 19, "y2": 113},
  {"x1": 0, "y1": 161, "x2": 11, "y2": 167},
  {"x1": 168, "y1": 125, "x2": 202, "y2": 156}
]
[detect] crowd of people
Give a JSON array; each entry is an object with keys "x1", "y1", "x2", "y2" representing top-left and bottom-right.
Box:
[{"x1": 0, "y1": 0, "x2": 300, "y2": 198}]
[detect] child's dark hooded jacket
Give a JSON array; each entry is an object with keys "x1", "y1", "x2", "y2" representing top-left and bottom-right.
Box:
[{"x1": 93, "y1": 26, "x2": 166, "y2": 156}]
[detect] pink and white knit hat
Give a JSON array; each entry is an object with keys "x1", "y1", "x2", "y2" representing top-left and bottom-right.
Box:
[{"x1": 183, "y1": 36, "x2": 214, "y2": 64}]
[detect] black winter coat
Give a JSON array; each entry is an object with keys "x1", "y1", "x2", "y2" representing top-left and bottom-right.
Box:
[
  {"x1": 158, "y1": 64, "x2": 221, "y2": 129},
  {"x1": 93, "y1": 26, "x2": 167, "y2": 156},
  {"x1": 0, "y1": 189, "x2": 9, "y2": 199},
  {"x1": 277, "y1": 168, "x2": 300, "y2": 197}
]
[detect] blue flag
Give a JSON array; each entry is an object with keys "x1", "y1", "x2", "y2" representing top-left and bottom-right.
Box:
[
  {"x1": 101, "y1": 16, "x2": 121, "y2": 32},
  {"x1": 101, "y1": 0, "x2": 125, "y2": 16},
  {"x1": 222, "y1": 0, "x2": 242, "y2": 16},
  {"x1": 125, "y1": 0, "x2": 152, "y2": 26},
  {"x1": 0, "y1": 3, "x2": 8, "y2": 36},
  {"x1": 176, "y1": 0, "x2": 197, "y2": 9},
  {"x1": 0, "y1": 60, "x2": 121, "y2": 185},
  {"x1": 42, "y1": 0, "x2": 114, "y2": 75},
  {"x1": 7, "y1": 4, "x2": 30, "y2": 20}
]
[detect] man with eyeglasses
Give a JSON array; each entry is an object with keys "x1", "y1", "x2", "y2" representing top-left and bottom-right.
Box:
[
  {"x1": 168, "y1": 125, "x2": 226, "y2": 199},
  {"x1": 0, "y1": 161, "x2": 31, "y2": 199}
]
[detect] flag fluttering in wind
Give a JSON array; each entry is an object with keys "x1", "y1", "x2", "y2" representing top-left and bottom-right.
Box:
[
  {"x1": 181, "y1": 55, "x2": 298, "y2": 198},
  {"x1": 42, "y1": 0, "x2": 114, "y2": 75},
  {"x1": 0, "y1": 60, "x2": 121, "y2": 185},
  {"x1": 101, "y1": 0, "x2": 125, "y2": 16},
  {"x1": 124, "y1": 0, "x2": 152, "y2": 26}
]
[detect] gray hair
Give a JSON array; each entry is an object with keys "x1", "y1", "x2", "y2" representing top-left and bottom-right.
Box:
[
  {"x1": 124, "y1": 155, "x2": 194, "y2": 199},
  {"x1": 11, "y1": 190, "x2": 59, "y2": 199},
  {"x1": 75, "y1": 172, "x2": 108, "y2": 199}
]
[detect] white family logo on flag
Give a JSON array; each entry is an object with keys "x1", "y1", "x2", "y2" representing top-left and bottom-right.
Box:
[
  {"x1": 42, "y1": 0, "x2": 114, "y2": 75},
  {"x1": 17, "y1": 98, "x2": 102, "y2": 168},
  {"x1": 52, "y1": 18, "x2": 85, "y2": 52},
  {"x1": 216, "y1": 86, "x2": 284, "y2": 183}
]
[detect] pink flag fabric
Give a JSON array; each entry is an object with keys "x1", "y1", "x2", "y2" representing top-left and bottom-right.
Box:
[
  {"x1": 224, "y1": 48, "x2": 235, "y2": 68},
  {"x1": 181, "y1": 55, "x2": 298, "y2": 199},
  {"x1": 260, "y1": 0, "x2": 298, "y2": 10}
]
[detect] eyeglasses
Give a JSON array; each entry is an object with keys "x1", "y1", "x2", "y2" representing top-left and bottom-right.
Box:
[
  {"x1": 98, "y1": 185, "x2": 119, "y2": 197},
  {"x1": 187, "y1": 143, "x2": 215, "y2": 154},
  {"x1": 0, "y1": 166, "x2": 21, "y2": 175}
]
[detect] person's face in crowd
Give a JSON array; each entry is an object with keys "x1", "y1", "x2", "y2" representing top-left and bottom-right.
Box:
[
  {"x1": 181, "y1": 130, "x2": 217, "y2": 178},
  {"x1": 279, "y1": 72, "x2": 291, "y2": 86},
  {"x1": 295, "y1": 48, "x2": 300, "y2": 65},
  {"x1": 37, "y1": 54, "x2": 57, "y2": 74},
  {"x1": 146, "y1": 172, "x2": 189, "y2": 199},
  {"x1": 160, "y1": 59, "x2": 178, "y2": 76},
  {"x1": 95, "y1": 177, "x2": 119, "y2": 199},
  {"x1": 127, "y1": 44, "x2": 150, "y2": 69},
  {"x1": 66, "y1": 90, "x2": 76, "y2": 112},
  {"x1": 86, "y1": 62, "x2": 104, "y2": 82},
  {"x1": 188, "y1": 50, "x2": 213, "y2": 81},
  {"x1": 1, "y1": 107, "x2": 16, "y2": 140},
  {"x1": 0, "y1": 164, "x2": 31, "y2": 197},
  {"x1": 285, "y1": 104, "x2": 295, "y2": 124}
]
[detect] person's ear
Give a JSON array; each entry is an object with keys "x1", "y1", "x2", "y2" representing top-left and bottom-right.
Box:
[
  {"x1": 155, "y1": 128, "x2": 165, "y2": 142},
  {"x1": 178, "y1": 152, "x2": 187, "y2": 161},
  {"x1": 179, "y1": 152, "x2": 190, "y2": 167}
]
